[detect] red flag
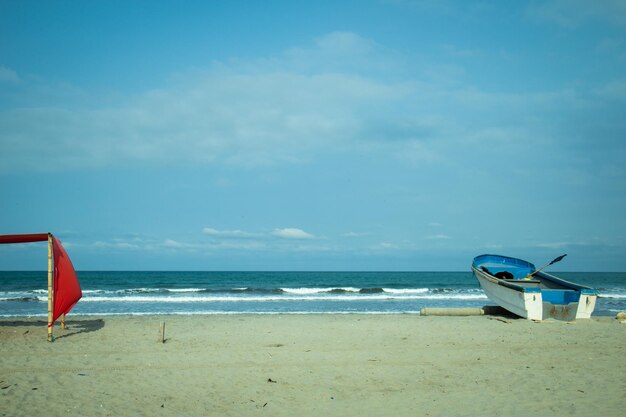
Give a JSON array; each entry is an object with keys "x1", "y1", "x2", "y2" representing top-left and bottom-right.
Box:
[{"x1": 52, "y1": 236, "x2": 82, "y2": 322}]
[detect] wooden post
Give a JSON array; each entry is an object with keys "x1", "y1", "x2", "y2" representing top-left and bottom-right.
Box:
[
  {"x1": 47, "y1": 233, "x2": 54, "y2": 342},
  {"x1": 420, "y1": 307, "x2": 486, "y2": 316},
  {"x1": 61, "y1": 313, "x2": 66, "y2": 330},
  {"x1": 159, "y1": 322, "x2": 166, "y2": 343}
]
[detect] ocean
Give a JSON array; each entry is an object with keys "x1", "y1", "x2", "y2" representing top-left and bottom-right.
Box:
[{"x1": 1, "y1": 271, "x2": 624, "y2": 317}]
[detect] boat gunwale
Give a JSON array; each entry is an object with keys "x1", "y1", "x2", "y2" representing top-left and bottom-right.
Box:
[
  {"x1": 471, "y1": 265, "x2": 541, "y2": 293},
  {"x1": 471, "y1": 254, "x2": 535, "y2": 271},
  {"x1": 534, "y1": 271, "x2": 598, "y2": 294}
]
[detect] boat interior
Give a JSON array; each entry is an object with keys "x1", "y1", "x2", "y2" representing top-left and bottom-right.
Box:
[{"x1": 479, "y1": 266, "x2": 574, "y2": 291}]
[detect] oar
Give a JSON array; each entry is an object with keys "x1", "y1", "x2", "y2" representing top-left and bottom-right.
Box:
[{"x1": 525, "y1": 254, "x2": 567, "y2": 279}]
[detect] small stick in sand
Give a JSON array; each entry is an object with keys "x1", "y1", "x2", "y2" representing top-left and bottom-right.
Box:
[
  {"x1": 488, "y1": 317, "x2": 511, "y2": 324},
  {"x1": 159, "y1": 322, "x2": 166, "y2": 343}
]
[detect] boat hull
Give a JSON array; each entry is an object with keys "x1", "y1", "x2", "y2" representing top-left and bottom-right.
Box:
[
  {"x1": 472, "y1": 265, "x2": 543, "y2": 320},
  {"x1": 471, "y1": 254, "x2": 597, "y2": 321}
]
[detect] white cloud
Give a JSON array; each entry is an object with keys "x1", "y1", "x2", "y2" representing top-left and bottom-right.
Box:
[
  {"x1": 202, "y1": 227, "x2": 258, "y2": 238},
  {"x1": 535, "y1": 241, "x2": 572, "y2": 250},
  {"x1": 343, "y1": 231, "x2": 368, "y2": 237},
  {"x1": 0, "y1": 70, "x2": 407, "y2": 171},
  {"x1": 0, "y1": 32, "x2": 427, "y2": 172},
  {"x1": 86, "y1": 230, "x2": 330, "y2": 254},
  {"x1": 203, "y1": 226, "x2": 317, "y2": 241},
  {"x1": 93, "y1": 240, "x2": 141, "y2": 250},
  {"x1": 1, "y1": 31, "x2": 622, "y2": 178},
  {"x1": 272, "y1": 228, "x2": 315, "y2": 239},
  {"x1": 163, "y1": 239, "x2": 190, "y2": 249}
]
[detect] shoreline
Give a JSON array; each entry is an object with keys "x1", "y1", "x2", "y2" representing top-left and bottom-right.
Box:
[
  {"x1": 1, "y1": 314, "x2": 625, "y2": 416},
  {"x1": 1, "y1": 307, "x2": 620, "y2": 320}
]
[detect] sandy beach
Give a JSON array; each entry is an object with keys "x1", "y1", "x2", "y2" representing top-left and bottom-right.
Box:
[{"x1": 1, "y1": 314, "x2": 624, "y2": 417}]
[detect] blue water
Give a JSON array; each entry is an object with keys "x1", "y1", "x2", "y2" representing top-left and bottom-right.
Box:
[{"x1": 0, "y1": 271, "x2": 624, "y2": 317}]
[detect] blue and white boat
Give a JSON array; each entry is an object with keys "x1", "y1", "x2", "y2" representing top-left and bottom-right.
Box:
[{"x1": 471, "y1": 254, "x2": 597, "y2": 321}]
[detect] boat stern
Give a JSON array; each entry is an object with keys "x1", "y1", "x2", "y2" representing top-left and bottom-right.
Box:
[
  {"x1": 523, "y1": 291, "x2": 543, "y2": 321},
  {"x1": 575, "y1": 290, "x2": 598, "y2": 319}
]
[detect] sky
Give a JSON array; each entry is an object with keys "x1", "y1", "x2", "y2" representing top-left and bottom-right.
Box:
[{"x1": 1, "y1": 0, "x2": 625, "y2": 271}]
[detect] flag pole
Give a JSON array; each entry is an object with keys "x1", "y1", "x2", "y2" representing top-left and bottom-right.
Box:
[{"x1": 47, "y1": 233, "x2": 54, "y2": 342}]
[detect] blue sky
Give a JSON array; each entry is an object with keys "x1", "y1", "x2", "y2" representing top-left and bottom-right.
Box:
[{"x1": 1, "y1": 0, "x2": 625, "y2": 271}]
